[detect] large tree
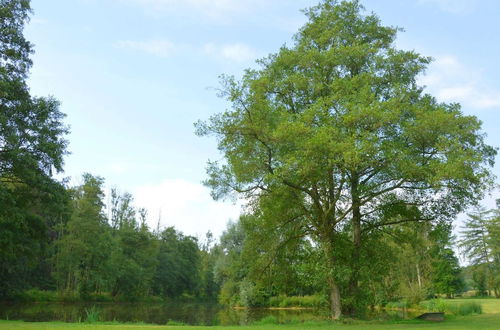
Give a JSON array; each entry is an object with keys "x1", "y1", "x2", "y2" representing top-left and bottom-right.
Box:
[
  {"x1": 0, "y1": 0, "x2": 69, "y2": 298},
  {"x1": 460, "y1": 206, "x2": 500, "y2": 297},
  {"x1": 54, "y1": 174, "x2": 114, "y2": 298},
  {"x1": 196, "y1": 0, "x2": 496, "y2": 318},
  {"x1": 0, "y1": 0, "x2": 68, "y2": 183}
]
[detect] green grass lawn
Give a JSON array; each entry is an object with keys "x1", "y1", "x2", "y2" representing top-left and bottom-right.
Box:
[{"x1": 1, "y1": 299, "x2": 499, "y2": 329}]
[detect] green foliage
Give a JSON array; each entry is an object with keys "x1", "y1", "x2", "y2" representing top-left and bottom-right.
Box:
[
  {"x1": 84, "y1": 306, "x2": 101, "y2": 323},
  {"x1": 253, "y1": 315, "x2": 279, "y2": 325},
  {"x1": 19, "y1": 289, "x2": 59, "y2": 302},
  {"x1": 53, "y1": 174, "x2": 114, "y2": 298},
  {"x1": 108, "y1": 190, "x2": 158, "y2": 299},
  {"x1": 419, "y1": 299, "x2": 448, "y2": 312},
  {"x1": 452, "y1": 302, "x2": 483, "y2": 316},
  {"x1": 268, "y1": 295, "x2": 326, "y2": 308},
  {"x1": 198, "y1": 231, "x2": 221, "y2": 299},
  {"x1": 166, "y1": 320, "x2": 186, "y2": 326},
  {"x1": 196, "y1": 0, "x2": 495, "y2": 318},
  {"x1": 430, "y1": 224, "x2": 464, "y2": 297},
  {"x1": 460, "y1": 206, "x2": 500, "y2": 297},
  {"x1": 0, "y1": 0, "x2": 69, "y2": 299},
  {"x1": 420, "y1": 299, "x2": 482, "y2": 316},
  {"x1": 48, "y1": 176, "x2": 203, "y2": 302},
  {"x1": 152, "y1": 227, "x2": 200, "y2": 298},
  {"x1": 385, "y1": 301, "x2": 409, "y2": 309},
  {"x1": 218, "y1": 280, "x2": 240, "y2": 306}
]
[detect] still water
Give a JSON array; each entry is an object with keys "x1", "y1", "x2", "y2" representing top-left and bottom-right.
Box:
[{"x1": 0, "y1": 302, "x2": 418, "y2": 325}]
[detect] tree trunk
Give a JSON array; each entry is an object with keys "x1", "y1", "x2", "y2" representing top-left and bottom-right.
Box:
[
  {"x1": 348, "y1": 173, "x2": 361, "y2": 314},
  {"x1": 328, "y1": 275, "x2": 342, "y2": 320},
  {"x1": 416, "y1": 263, "x2": 422, "y2": 289},
  {"x1": 321, "y1": 234, "x2": 342, "y2": 319}
]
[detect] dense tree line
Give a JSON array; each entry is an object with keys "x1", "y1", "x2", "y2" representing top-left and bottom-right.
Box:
[
  {"x1": 212, "y1": 215, "x2": 468, "y2": 309},
  {"x1": 51, "y1": 174, "x2": 212, "y2": 301},
  {"x1": 0, "y1": 0, "x2": 215, "y2": 301},
  {"x1": 2, "y1": 172, "x2": 220, "y2": 301}
]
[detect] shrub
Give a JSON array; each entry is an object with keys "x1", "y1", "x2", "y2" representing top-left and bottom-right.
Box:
[
  {"x1": 419, "y1": 299, "x2": 447, "y2": 312},
  {"x1": 268, "y1": 295, "x2": 325, "y2": 308},
  {"x1": 448, "y1": 302, "x2": 482, "y2": 316},
  {"x1": 84, "y1": 306, "x2": 101, "y2": 323},
  {"x1": 21, "y1": 289, "x2": 58, "y2": 302},
  {"x1": 385, "y1": 300, "x2": 409, "y2": 309},
  {"x1": 420, "y1": 299, "x2": 482, "y2": 316},
  {"x1": 254, "y1": 315, "x2": 279, "y2": 325}
]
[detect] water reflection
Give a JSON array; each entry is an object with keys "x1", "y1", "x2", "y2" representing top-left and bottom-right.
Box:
[{"x1": 0, "y1": 302, "x2": 419, "y2": 325}]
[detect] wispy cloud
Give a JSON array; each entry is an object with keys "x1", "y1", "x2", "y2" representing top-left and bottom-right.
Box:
[
  {"x1": 417, "y1": 0, "x2": 477, "y2": 14},
  {"x1": 114, "y1": 39, "x2": 177, "y2": 57},
  {"x1": 419, "y1": 55, "x2": 500, "y2": 110},
  {"x1": 134, "y1": 179, "x2": 241, "y2": 236},
  {"x1": 203, "y1": 43, "x2": 259, "y2": 63}
]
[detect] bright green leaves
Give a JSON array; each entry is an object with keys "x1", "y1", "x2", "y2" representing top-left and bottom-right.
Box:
[
  {"x1": 196, "y1": 0, "x2": 496, "y2": 236},
  {"x1": 197, "y1": 0, "x2": 496, "y2": 317}
]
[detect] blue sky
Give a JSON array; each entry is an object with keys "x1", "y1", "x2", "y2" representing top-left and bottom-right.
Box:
[{"x1": 25, "y1": 0, "x2": 500, "y2": 238}]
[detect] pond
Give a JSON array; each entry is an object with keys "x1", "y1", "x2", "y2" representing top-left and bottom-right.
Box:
[{"x1": 0, "y1": 302, "x2": 420, "y2": 325}]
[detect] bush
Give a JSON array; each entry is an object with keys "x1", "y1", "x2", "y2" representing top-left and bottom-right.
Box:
[
  {"x1": 268, "y1": 295, "x2": 325, "y2": 308},
  {"x1": 385, "y1": 300, "x2": 409, "y2": 309},
  {"x1": 448, "y1": 302, "x2": 482, "y2": 316},
  {"x1": 89, "y1": 292, "x2": 113, "y2": 302},
  {"x1": 21, "y1": 289, "x2": 58, "y2": 302},
  {"x1": 419, "y1": 299, "x2": 447, "y2": 312},
  {"x1": 254, "y1": 315, "x2": 279, "y2": 325},
  {"x1": 420, "y1": 299, "x2": 482, "y2": 316},
  {"x1": 84, "y1": 306, "x2": 101, "y2": 323},
  {"x1": 218, "y1": 280, "x2": 239, "y2": 306}
]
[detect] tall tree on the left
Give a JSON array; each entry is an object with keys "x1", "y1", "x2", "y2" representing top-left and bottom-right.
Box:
[{"x1": 0, "y1": 0, "x2": 69, "y2": 299}]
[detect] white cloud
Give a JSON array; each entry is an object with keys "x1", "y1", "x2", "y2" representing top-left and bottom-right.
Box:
[
  {"x1": 203, "y1": 42, "x2": 259, "y2": 63},
  {"x1": 134, "y1": 179, "x2": 241, "y2": 237},
  {"x1": 417, "y1": 0, "x2": 477, "y2": 14},
  {"x1": 419, "y1": 55, "x2": 500, "y2": 110},
  {"x1": 115, "y1": 39, "x2": 176, "y2": 57}
]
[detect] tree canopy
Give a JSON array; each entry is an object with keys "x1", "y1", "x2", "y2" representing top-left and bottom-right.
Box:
[
  {"x1": 0, "y1": 0, "x2": 69, "y2": 298},
  {"x1": 196, "y1": 0, "x2": 496, "y2": 318}
]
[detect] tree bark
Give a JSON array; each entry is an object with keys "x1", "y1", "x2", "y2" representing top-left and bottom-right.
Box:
[
  {"x1": 328, "y1": 275, "x2": 342, "y2": 320},
  {"x1": 416, "y1": 263, "x2": 422, "y2": 289},
  {"x1": 348, "y1": 173, "x2": 361, "y2": 314},
  {"x1": 322, "y1": 233, "x2": 342, "y2": 319}
]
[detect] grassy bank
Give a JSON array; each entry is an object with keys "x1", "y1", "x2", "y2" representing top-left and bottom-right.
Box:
[{"x1": 1, "y1": 314, "x2": 500, "y2": 329}]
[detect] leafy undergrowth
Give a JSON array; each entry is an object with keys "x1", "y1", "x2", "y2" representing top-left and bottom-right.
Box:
[
  {"x1": 385, "y1": 298, "x2": 485, "y2": 316},
  {"x1": 267, "y1": 295, "x2": 326, "y2": 308},
  {"x1": 419, "y1": 299, "x2": 482, "y2": 316}
]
